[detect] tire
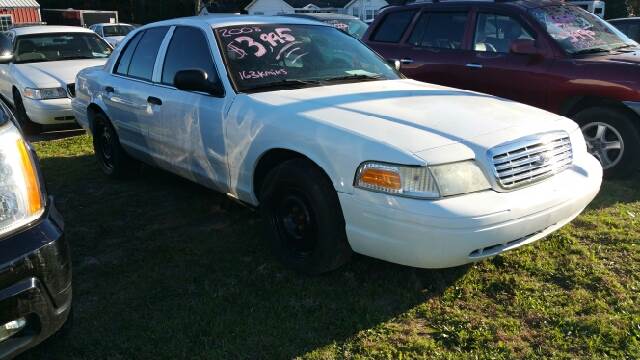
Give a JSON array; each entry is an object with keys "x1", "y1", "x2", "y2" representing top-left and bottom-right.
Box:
[
  {"x1": 573, "y1": 107, "x2": 640, "y2": 178},
  {"x1": 259, "y1": 158, "x2": 352, "y2": 274},
  {"x1": 13, "y1": 90, "x2": 42, "y2": 135},
  {"x1": 92, "y1": 113, "x2": 139, "y2": 178}
]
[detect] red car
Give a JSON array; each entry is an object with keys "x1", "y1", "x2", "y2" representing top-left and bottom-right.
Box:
[{"x1": 364, "y1": 0, "x2": 640, "y2": 177}]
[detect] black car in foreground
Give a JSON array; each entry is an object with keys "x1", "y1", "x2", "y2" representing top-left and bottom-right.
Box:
[{"x1": 0, "y1": 103, "x2": 71, "y2": 359}]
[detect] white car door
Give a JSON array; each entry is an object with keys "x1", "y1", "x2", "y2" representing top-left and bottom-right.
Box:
[
  {"x1": 102, "y1": 26, "x2": 170, "y2": 156},
  {"x1": 146, "y1": 25, "x2": 229, "y2": 192}
]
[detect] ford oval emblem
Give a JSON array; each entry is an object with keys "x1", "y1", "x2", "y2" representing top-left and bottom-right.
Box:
[{"x1": 533, "y1": 152, "x2": 553, "y2": 166}]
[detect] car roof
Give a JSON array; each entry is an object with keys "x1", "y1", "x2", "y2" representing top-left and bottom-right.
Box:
[
  {"x1": 389, "y1": 0, "x2": 568, "y2": 11},
  {"x1": 11, "y1": 25, "x2": 95, "y2": 36},
  {"x1": 144, "y1": 14, "x2": 332, "y2": 29},
  {"x1": 609, "y1": 17, "x2": 640, "y2": 22},
  {"x1": 285, "y1": 13, "x2": 363, "y2": 21}
]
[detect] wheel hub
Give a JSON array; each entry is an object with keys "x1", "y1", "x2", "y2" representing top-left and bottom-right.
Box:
[
  {"x1": 581, "y1": 122, "x2": 624, "y2": 170},
  {"x1": 274, "y1": 192, "x2": 317, "y2": 257}
]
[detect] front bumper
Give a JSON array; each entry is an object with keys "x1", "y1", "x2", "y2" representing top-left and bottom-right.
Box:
[
  {"x1": 22, "y1": 97, "x2": 76, "y2": 125},
  {"x1": 339, "y1": 154, "x2": 602, "y2": 268},
  {"x1": 0, "y1": 199, "x2": 71, "y2": 359}
]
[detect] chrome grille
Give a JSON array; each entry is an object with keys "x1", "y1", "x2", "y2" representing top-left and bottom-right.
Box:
[
  {"x1": 489, "y1": 132, "x2": 573, "y2": 189},
  {"x1": 67, "y1": 83, "x2": 76, "y2": 98}
]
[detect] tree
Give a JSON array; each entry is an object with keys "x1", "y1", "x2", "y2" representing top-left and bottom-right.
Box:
[{"x1": 606, "y1": 0, "x2": 631, "y2": 19}]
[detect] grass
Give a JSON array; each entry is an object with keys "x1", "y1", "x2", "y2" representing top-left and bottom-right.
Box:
[{"x1": 21, "y1": 133, "x2": 640, "y2": 359}]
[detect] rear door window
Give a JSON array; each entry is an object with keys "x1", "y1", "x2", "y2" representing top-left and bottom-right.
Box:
[
  {"x1": 371, "y1": 10, "x2": 417, "y2": 43},
  {"x1": 161, "y1": 26, "x2": 217, "y2": 86},
  {"x1": 473, "y1": 13, "x2": 534, "y2": 53},
  {"x1": 123, "y1": 26, "x2": 169, "y2": 81},
  {"x1": 408, "y1": 12, "x2": 469, "y2": 49},
  {"x1": 115, "y1": 31, "x2": 143, "y2": 76}
]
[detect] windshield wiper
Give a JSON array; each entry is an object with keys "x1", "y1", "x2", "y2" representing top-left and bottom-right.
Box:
[
  {"x1": 572, "y1": 48, "x2": 611, "y2": 56},
  {"x1": 243, "y1": 79, "x2": 321, "y2": 93},
  {"x1": 321, "y1": 74, "x2": 385, "y2": 83}
]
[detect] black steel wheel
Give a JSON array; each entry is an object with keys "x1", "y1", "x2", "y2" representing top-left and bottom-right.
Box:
[
  {"x1": 92, "y1": 113, "x2": 138, "y2": 178},
  {"x1": 260, "y1": 158, "x2": 352, "y2": 274}
]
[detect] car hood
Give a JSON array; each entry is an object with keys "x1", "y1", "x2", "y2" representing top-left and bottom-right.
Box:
[
  {"x1": 14, "y1": 58, "x2": 108, "y2": 88},
  {"x1": 246, "y1": 79, "x2": 576, "y2": 156},
  {"x1": 576, "y1": 49, "x2": 640, "y2": 66}
]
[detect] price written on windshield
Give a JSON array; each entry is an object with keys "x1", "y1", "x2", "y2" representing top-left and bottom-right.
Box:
[{"x1": 226, "y1": 27, "x2": 297, "y2": 59}]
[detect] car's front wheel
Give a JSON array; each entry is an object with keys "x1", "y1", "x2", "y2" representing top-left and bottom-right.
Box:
[
  {"x1": 13, "y1": 90, "x2": 41, "y2": 135},
  {"x1": 574, "y1": 106, "x2": 640, "y2": 178},
  {"x1": 259, "y1": 158, "x2": 352, "y2": 274},
  {"x1": 92, "y1": 113, "x2": 138, "y2": 178}
]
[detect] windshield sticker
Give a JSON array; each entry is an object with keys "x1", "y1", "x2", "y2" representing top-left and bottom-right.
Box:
[
  {"x1": 224, "y1": 27, "x2": 303, "y2": 61},
  {"x1": 532, "y1": 6, "x2": 615, "y2": 51},
  {"x1": 215, "y1": 24, "x2": 398, "y2": 92},
  {"x1": 325, "y1": 20, "x2": 349, "y2": 32},
  {"x1": 239, "y1": 68, "x2": 288, "y2": 80}
]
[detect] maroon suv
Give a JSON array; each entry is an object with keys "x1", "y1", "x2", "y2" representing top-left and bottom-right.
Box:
[{"x1": 364, "y1": 0, "x2": 640, "y2": 177}]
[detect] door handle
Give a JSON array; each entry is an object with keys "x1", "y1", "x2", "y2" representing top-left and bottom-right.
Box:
[
  {"x1": 400, "y1": 58, "x2": 414, "y2": 64},
  {"x1": 465, "y1": 63, "x2": 483, "y2": 69},
  {"x1": 104, "y1": 86, "x2": 115, "y2": 93},
  {"x1": 147, "y1": 96, "x2": 162, "y2": 106}
]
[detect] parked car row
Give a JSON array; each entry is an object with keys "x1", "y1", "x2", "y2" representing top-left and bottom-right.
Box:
[{"x1": 1, "y1": 1, "x2": 632, "y2": 355}]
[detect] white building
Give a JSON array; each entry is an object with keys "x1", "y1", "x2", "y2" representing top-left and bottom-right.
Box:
[{"x1": 241, "y1": 0, "x2": 392, "y2": 22}]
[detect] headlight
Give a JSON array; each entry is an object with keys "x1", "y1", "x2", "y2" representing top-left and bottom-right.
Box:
[
  {"x1": 23, "y1": 87, "x2": 68, "y2": 100},
  {"x1": 0, "y1": 123, "x2": 45, "y2": 237},
  {"x1": 430, "y1": 161, "x2": 491, "y2": 197},
  {"x1": 355, "y1": 160, "x2": 490, "y2": 199}
]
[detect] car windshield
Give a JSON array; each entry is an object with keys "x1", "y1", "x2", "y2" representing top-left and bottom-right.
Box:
[
  {"x1": 14, "y1": 33, "x2": 112, "y2": 64},
  {"x1": 531, "y1": 5, "x2": 637, "y2": 54},
  {"x1": 103, "y1": 25, "x2": 134, "y2": 37},
  {"x1": 215, "y1": 24, "x2": 399, "y2": 93},
  {"x1": 322, "y1": 18, "x2": 369, "y2": 38}
]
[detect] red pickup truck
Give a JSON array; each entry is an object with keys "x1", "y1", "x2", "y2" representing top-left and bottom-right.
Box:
[{"x1": 364, "y1": 0, "x2": 640, "y2": 177}]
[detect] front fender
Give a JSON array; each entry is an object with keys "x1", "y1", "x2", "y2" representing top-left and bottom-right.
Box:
[{"x1": 225, "y1": 96, "x2": 422, "y2": 205}]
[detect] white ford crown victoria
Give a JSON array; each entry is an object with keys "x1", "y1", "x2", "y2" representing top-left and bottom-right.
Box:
[
  {"x1": 72, "y1": 15, "x2": 602, "y2": 274},
  {"x1": 0, "y1": 26, "x2": 111, "y2": 133}
]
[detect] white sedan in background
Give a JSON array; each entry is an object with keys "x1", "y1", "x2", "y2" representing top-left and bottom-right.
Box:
[
  {"x1": 89, "y1": 23, "x2": 135, "y2": 47},
  {"x1": 0, "y1": 26, "x2": 111, "y2": 134},
  {"x1": 73, "y1": 16, "x2": 602, "y2": 274}
]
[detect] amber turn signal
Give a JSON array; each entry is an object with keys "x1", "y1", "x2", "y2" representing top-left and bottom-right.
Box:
[
  {"x1": 16, "y1": 139, "x2": 43, "y2": 215},
  {"x1": 358, "y1": 167, "x2": 402, "y2": 190}
]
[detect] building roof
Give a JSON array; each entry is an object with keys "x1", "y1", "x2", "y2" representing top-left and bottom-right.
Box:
[{"x1": 0, "y1": 0, "x2": 39, "y2": 8}]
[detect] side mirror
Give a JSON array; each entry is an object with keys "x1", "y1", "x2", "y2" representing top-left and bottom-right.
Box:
[
  {"x1": 510, "y1": 39, "x2": 540, "y2": 56},
  {"x1": 0, "y1": 51, "x2": 13, "y2": 64},
  {"x1": 387, "y1": 59, "x2": 401, "y2": 71},
  {"x1": 174, "y1": 69, "x2": 224, "y2": 97}
]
